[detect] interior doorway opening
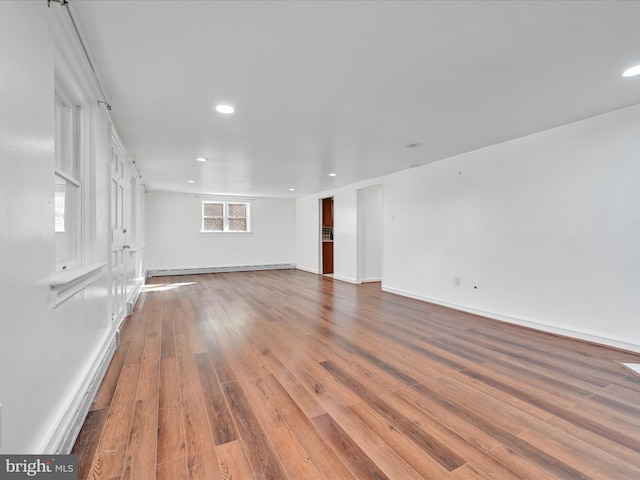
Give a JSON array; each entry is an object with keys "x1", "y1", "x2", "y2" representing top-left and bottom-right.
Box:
[{"x1": 321, "y1": 197, "x2": 334, "y2": 274}]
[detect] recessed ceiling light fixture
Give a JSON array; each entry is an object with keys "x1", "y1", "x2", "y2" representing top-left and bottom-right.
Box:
[
  {"x1": 406, "y1": 142, "x2": 422, "y2": 148},
  {"x1": 187, "y1": 180, "x2": 196, "y2": 184},
  {"x1": 328, "y1": 173, "x2": 337, "y2": 177},
  {"x1": 196, "y1": 157, "x2": 208, "y2": 162},
  {"x1": 289, "y1": 188, "x2": 296, "y2": 191},
  {"x1": 622, "y1": 65, "x2": 640, "y2": 77},
  {"x1": 215, "y1": 104, "x2": 235, "y2": 114}
]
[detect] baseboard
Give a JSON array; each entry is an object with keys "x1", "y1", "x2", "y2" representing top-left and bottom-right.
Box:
[
  {"x1": 360, "y1": 277, "x2": 382, "y2": 283},
  {"x1": 127, "y1": 282, "x2": 143, "y2": 315},
  {"x1": 333, "y1": 274, "x2": 358, "y2": 284},
  {"x1": 295, "y1": 265, "x2": 319, "y2": 275},
  {"x1": 623, "y1": 363, "x2": 640, "y2": 377},
  {"x1": 381, "y1": 285, "x2": 640, "y2": 354},
  {"x1": 113, "y1": 307, "x2": 127, "y2": 333},
  {"x1": 147, "y1": 263, "x2": 295, "y2": 277},
  {"x1": 42, "y1": 331, "x2": 118, "y2": 453}
]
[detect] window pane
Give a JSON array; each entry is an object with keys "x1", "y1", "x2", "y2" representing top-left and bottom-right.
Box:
[
  {"x1": 203, "y1": 217, "x2": 224, "y2": 231},
  {"x1": 204, "y1": 202, "x2": 223, "y2": 217},
  {"x1": 228, "y1": 203, "x2": 246, "y2": 217},
  {"x1": 55, "y1": 177, "x2": 66, "y2": 233},
  {"x1": 55, "y1": 94, "x2": 77, "y2": 178},
  {"x1": 55, "y1": 174, "x2": 80, "y2": 267},
  {"x1": 228, "y1": 218, "x2": 247, "y2": 231}
]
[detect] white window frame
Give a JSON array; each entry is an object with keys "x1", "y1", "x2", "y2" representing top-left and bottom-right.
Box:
[
  {"x1": 201, "y1": 201, "x2": 251, "y2": 233},
  {"x1": 54, "y1": 88, "x2": 83, "y2": 272},
  {"x1": 49, "y1": 5, "x2": 107, "y2": 305}
]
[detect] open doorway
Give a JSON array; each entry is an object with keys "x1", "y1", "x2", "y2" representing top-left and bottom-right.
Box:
[{"x1": 321, "y1": 197, "x2": 334, "y2": 274}]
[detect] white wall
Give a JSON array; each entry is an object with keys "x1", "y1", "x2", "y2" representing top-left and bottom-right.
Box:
[
  {"x1": 145, "y1": 191, "x2": 295, "y2": 271},
  {"x1": 358, "y1": 184, "x2": 382, "y2": 282},
  {"x1": 0, "y1": 3, "x2": 144, "y2": 453},
  {"x1": 0, "y1": 3, "x2": 57, "y2": 453},
  {"x1": 333, "y1": 190, "x2": 359, "y2": 283},
  {"x1": 296, "y1": 105, "x2": 640, "y2": 352},
  {"x1": 295, "y1": 195, "x2": 321, "y2": 273}
]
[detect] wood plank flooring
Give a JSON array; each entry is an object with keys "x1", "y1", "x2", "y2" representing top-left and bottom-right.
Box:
[{"x1": 72, "y1": 270, "x2": 640, "y2": 479}]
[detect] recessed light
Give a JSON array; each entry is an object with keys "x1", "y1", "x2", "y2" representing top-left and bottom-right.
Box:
[
  {"x1": 187, "y1": 180, "x2": 196, "y2": 183},
  {"x1": 216, "y1": 104, "x2": 235, "y2": 114},
  {"x1": 196, "y1": 157, "x2": 208, "y2": 162},
  {"x1": 406, "y1": 143, "x2": 422, "y2": 148},
  {"x1": 328, "y1": 173, "x2": 337, "y2": 177},
  {"x1": 289, "y1": 188, "x2": 296, "y2": 191},
  {"x1": 622, "y1": 65, "x2": 640, "y2": 77}
]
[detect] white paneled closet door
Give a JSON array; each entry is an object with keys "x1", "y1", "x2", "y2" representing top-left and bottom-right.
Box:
[{"x1": 110, "y1": 145, "x2": 127, "y2": 326}]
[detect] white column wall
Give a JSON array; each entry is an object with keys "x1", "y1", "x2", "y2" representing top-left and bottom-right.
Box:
[
  {"x1": 295, "y1": 195, "x2": 321, "y2": 273},
  {"x1": 0, "y1": 3, "x2": 57, "y2": 453},
  {"x1": 333, "y1": 190, "x2": 358, "y2": 283},
  {"x1": 358, "y1": 185, "x2": 383, "y2": 282}
]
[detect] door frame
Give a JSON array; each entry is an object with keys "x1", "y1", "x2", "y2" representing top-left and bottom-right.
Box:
[
  {"x1": 320, "y1": 196, "x2": 334, "y2": 274},
  {"x1": 110, "y1": 136, "x2": 128, "y2": 329}
]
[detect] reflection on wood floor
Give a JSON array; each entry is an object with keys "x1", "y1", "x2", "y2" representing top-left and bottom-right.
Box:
[{"x1": 73, "y1": 269, "x2": 640, "y2": 479}]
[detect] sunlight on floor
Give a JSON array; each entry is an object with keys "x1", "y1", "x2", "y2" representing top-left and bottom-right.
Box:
[
  {"x1": 623, "y1": 363, "x2": 640, "y2": 376},
  {"x1": 141, "y1": 282, "x2": 197, "y2": 292}
]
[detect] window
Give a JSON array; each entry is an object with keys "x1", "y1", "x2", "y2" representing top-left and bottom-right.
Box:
[
  {"x1": 54, "y1": 91, "x2": 82, "y2": 271},
  {"x1": 202, "y1": 201, "x2": 250, "y2": 232}
]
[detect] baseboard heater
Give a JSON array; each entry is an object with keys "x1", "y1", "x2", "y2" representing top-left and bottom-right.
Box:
[{"x1": 147, "y1": 263, "x2": 295, "y2": 277}]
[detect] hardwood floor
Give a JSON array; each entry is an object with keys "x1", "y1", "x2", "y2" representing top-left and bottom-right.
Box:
[{"x1": 72, "y1": 270, "x2": 640, "y2": 479}]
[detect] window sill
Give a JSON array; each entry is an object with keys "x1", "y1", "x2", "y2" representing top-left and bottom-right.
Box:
[
  {"x1": 199, "y1": 231, "x2": 253, "y2": 237},
  {"x1": 50, "y1": 262, "x2": 106, "y2": 306}
]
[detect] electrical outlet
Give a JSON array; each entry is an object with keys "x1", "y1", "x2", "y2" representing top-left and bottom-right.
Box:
[{"x1": 454, "y1": 277, "x2": 461, "y2": 287}]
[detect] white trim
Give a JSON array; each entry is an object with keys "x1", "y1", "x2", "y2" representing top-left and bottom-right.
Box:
[
  {"x1": 50, "y1": 262, "x2": 105, "y2": 288},
  {"x1": 41, "y1": 331, "x2": 118, "y2": 454},
  {"x1": 201, "y1": 200, "x2": 251, "y2": 233},
  {"x1": 361, "y1": 277, "x2": 382, "y2": 283},
  {"x1": 50, "y1": 262, "x2": 106, "y2": 306},
  {"x1": 622, "y1": 363, "x2": 640, "y2": 376},
  {"x1": 54, "y1": 168, "x2": 81, "y2": 188},
  {"x1": 381, "y1": 285, "x2": 640, "y2": 354},
  {"x1": 199, "y1": 232, "x2": 253, "y2": 237},
  {"x1": 295, "y1": 265, "x2": 319, "y2": 275},
  {"x1": 147, "y1": 263, "x2": 295, "y2": 277},
  {"x1": 333, "y1": 274, "x2": 358, "y2": 284},
  {"x1": 127, "y1": 283, "x2": 143, "y2": 315}
]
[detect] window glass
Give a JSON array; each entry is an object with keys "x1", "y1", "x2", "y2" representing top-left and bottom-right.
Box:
[
  {"x1": 202, "y1": 201, "x2": 250, "y2": 232},
  {"x1": 54, "y1": 91, "x2": 82, "y2": 270}
]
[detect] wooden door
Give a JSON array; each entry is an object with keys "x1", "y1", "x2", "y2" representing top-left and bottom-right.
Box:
[
  {"x1": 323, "y1": 242, "x2": 334, "y2": 274},
  {"x1": 321, "y1": 197, "x2": 334, "y2": 274}
]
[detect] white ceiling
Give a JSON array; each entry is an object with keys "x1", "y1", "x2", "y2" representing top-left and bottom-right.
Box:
[{"x1": 71, "y1": 0, "x2": 640, "y2": 198}]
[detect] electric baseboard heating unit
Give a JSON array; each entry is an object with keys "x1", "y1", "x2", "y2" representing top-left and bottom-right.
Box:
[{"x1": 147, "y1": 263, "x2": 295, "y2": 277}]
